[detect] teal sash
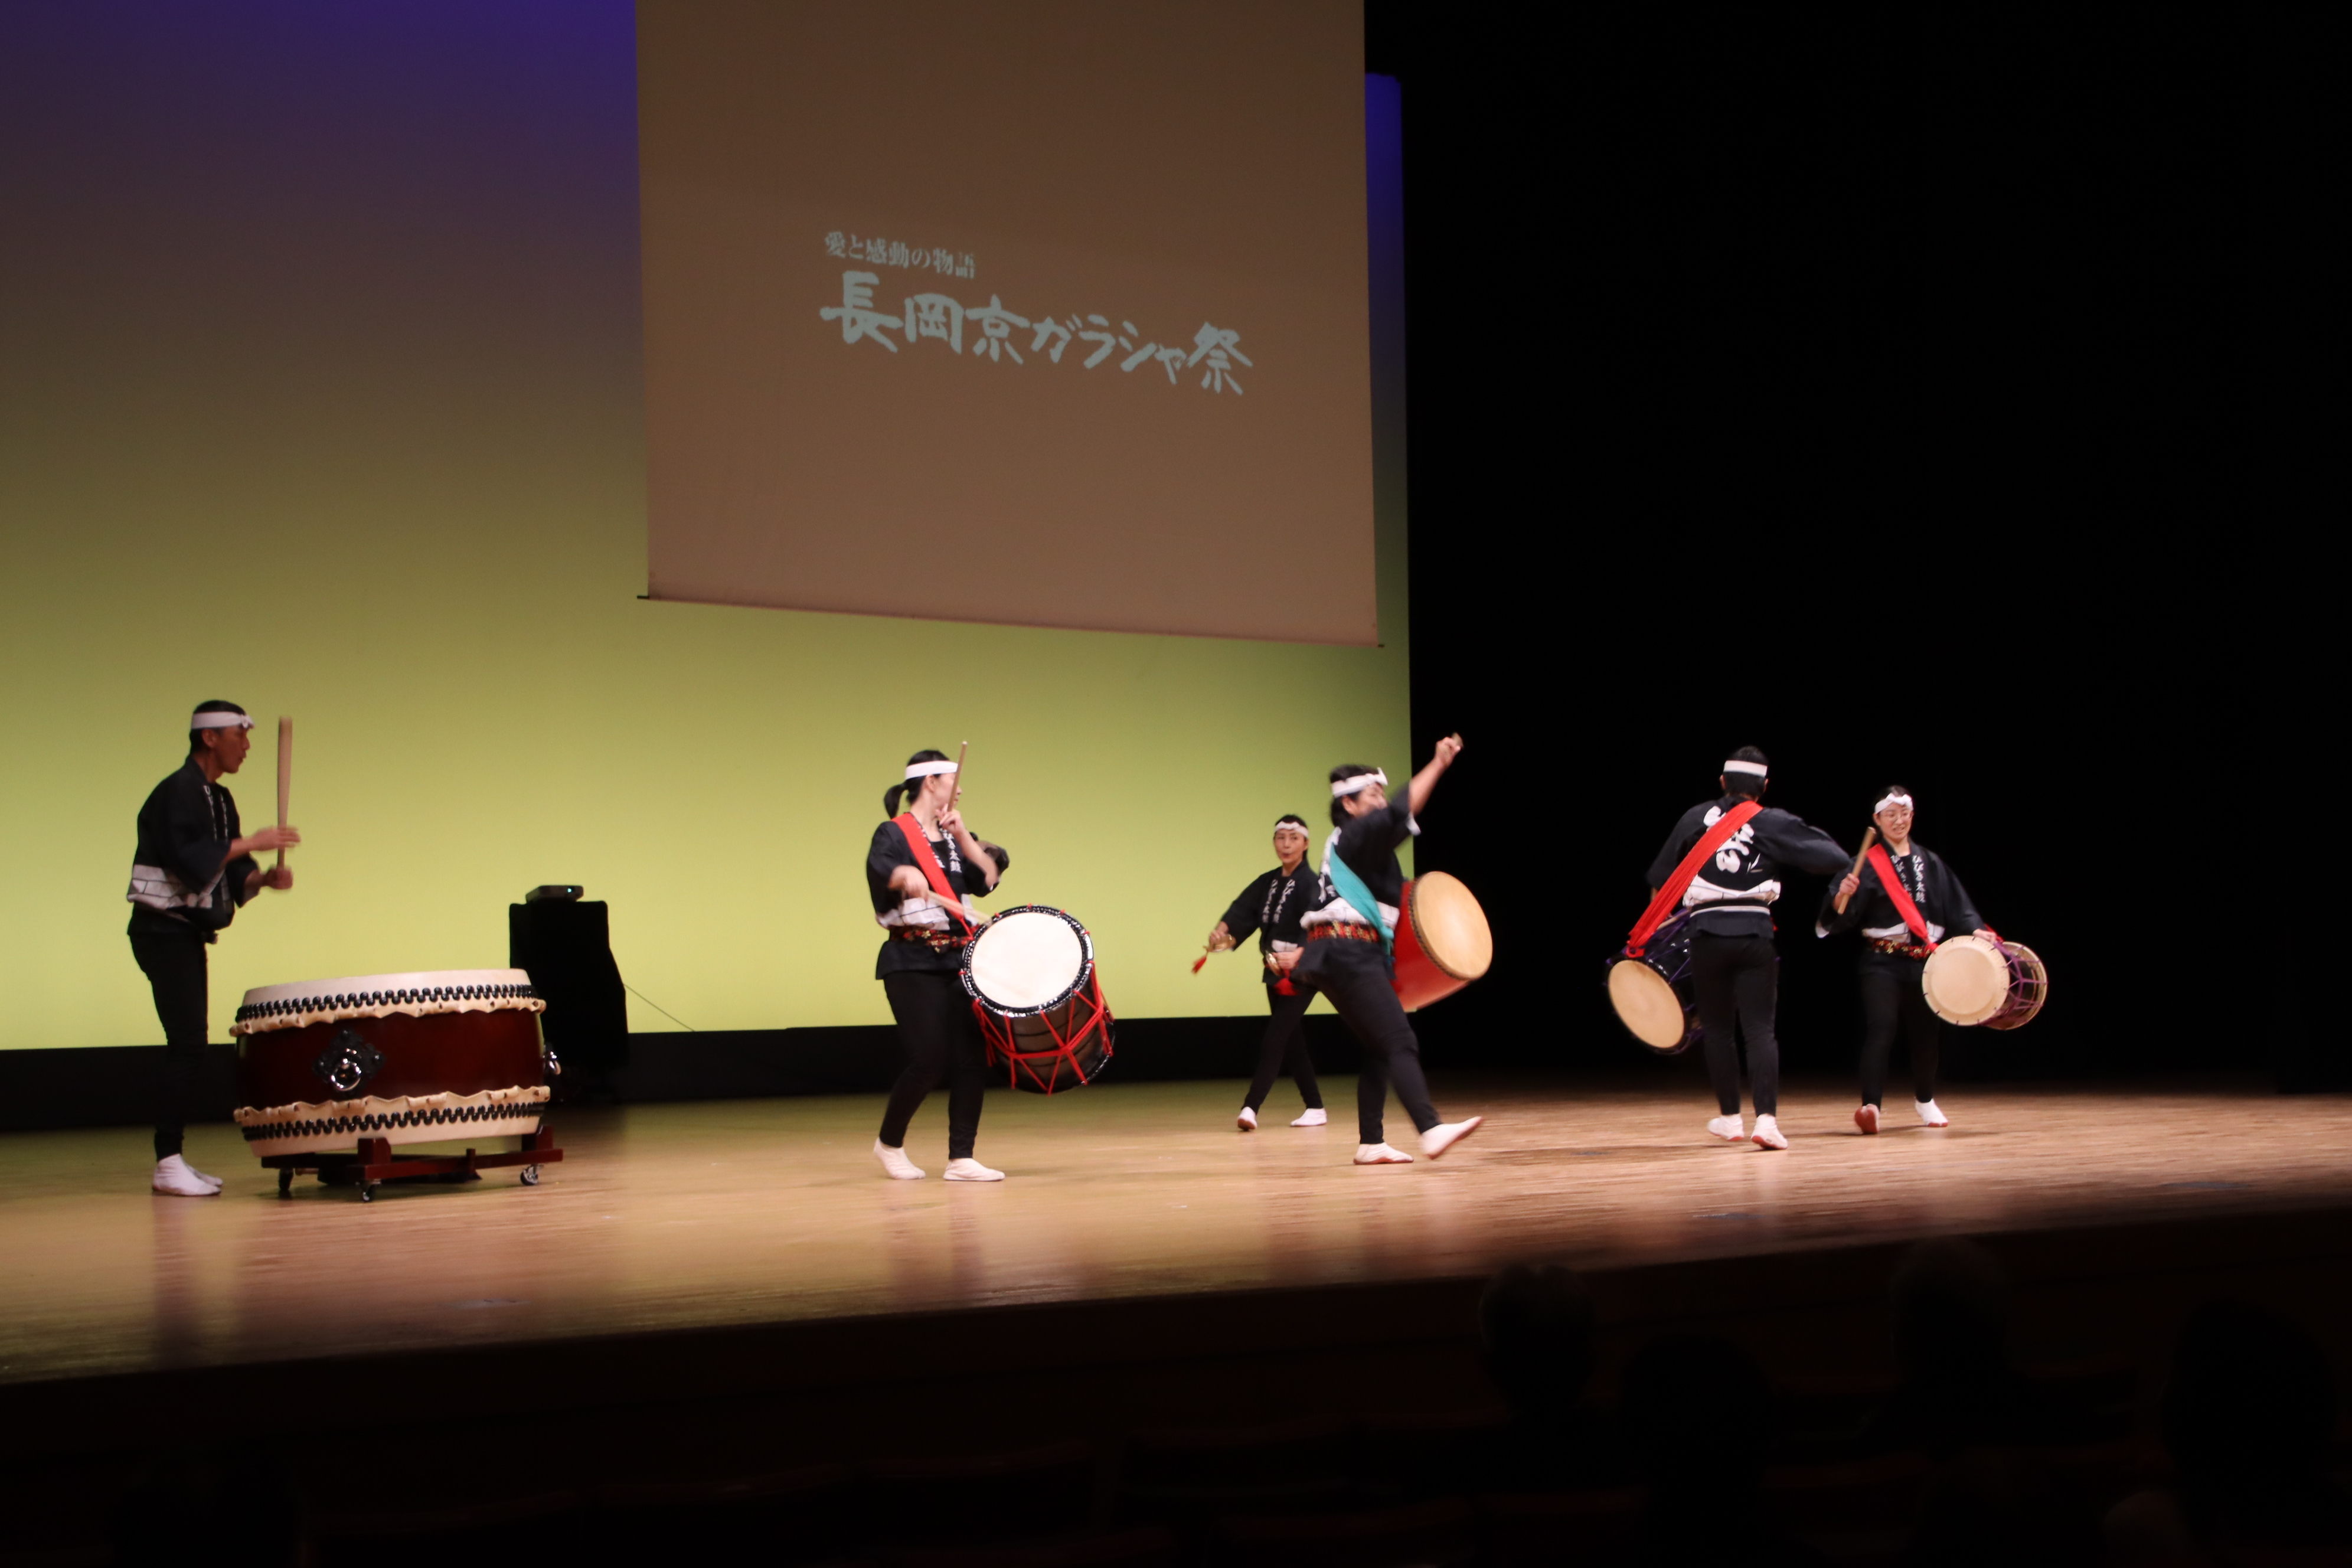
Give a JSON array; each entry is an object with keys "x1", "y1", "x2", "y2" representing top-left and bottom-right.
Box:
[{"x1": 1322, "y1": 836, "x2": 1394, "y2": 958}]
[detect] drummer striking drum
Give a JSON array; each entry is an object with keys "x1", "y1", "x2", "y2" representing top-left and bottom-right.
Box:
[
  {"x1": 126, "y1": 703, "x2": 301, "y2": 1196},
  {"x1": 866, "y1": 750, "x2": 1008, "y2": 1181},
  {"x1": 1643, "y1": 748, "x2": 1850, "y2": 1151}
]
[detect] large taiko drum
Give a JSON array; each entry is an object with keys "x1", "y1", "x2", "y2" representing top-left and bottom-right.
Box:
[
  {"x1": 1921, "y1": 935, "x2": 2049, "y2": 1031},
  {"x1": 230, "y1": 970, "x2": 551, "y2": 1158},
  {"x1": 1606, "y1": 911, "x2": 1701, "y2": 1056},
  {"x1": 1391, "y1": 872, "x2": 1493, "y2": 1011},
  {"x1": 960, "y1": 906, "x2": 1115, "y2": 1094}
]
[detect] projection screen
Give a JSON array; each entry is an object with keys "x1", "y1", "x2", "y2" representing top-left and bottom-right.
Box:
[{"x1": 638, "y1": 0, "x2": 1376, "y2": 644}]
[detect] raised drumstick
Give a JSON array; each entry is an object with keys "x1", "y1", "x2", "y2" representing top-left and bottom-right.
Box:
[
  {"x1": 945, "y1": 740, "x2": 968, "y2": 818},
  {"x1": 275, "y1": 716, "x2": 293, "y2": 869},
  {"x1": 1833, "y1": 825, "x2": 1878, "y2": 914}
]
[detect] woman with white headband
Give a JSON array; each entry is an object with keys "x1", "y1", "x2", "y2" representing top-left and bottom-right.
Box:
[
  {"x1": 864, "y1": 749, "x2": 1007, "y2": 1181},
  {"x1": 126, "y1": 701, "x2": 302, "y2": 1196},
  {"x1": 1642, "y1": 746, "x2": 1852, "y2": 1151},
  {"x1": 1818, "y1": 785, "x2": 1991, "y2": 1133},
  {"x1": 1206, "y1": 814, "x2": 1328, "y2": 1132},
  {"x1": 1294, "y1": 736, "x2": 1485, "y2": 1165}
]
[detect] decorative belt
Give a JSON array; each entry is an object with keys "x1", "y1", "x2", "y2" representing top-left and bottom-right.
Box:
[
  {"x1": 888, "y1": 926, "x2": 962, "y2": 952},
  {"x1": 1867, "y1": 936, "x2": 1933, "y2": 960},
  {"x1": 1307, "y1": 923, "x2": 1381, "y2": 944}
]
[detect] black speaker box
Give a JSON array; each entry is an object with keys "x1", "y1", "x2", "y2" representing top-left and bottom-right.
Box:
[{"x1": 509, "y1": 898, "x2": 631, "y2": 1092}]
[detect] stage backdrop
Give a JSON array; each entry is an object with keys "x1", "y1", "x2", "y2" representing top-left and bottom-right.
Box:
[
  {"x1": 0, "y1": 2, "x2": 1407, "y2": 1053},
  {"x1": 640, "y1": 0, "x2": 1377, "y2": 644}
]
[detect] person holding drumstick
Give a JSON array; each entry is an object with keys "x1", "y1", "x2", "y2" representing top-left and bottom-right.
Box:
[
  {"x1": 126, "y1": 702, "x2": 300, "y2": 1197},
  {"x1": 1818, "y1": 785, "x2": 1992, "y2": 1133},
  {"x1": 1295, "y1": 738, "x2": 1485, "y2": 1165},
  {"x1": 1206, "y1": 814, "x2": 1329, "y2": 1131},
  {"x1": 866, "y1": 749, "x2": 1007, "y2": 1181},
  {"x1": 1644, "y1": 747, "x2": 1851, "y2": 1151}
]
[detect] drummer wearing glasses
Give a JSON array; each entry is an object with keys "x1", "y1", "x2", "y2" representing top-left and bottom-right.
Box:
[
  {"x1": 1207, "y1": 815, "x2": 1329, "y2": 1132},
  {"x1": 1818, "y1": 786, "x2": 1992, "y2": 1133}
]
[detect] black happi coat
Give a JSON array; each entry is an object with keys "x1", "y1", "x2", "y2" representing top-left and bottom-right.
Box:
[
  {"x1": 865, "y1": 820, "x2": 1003, "y2": 978},
  {"x1": 126, "y1": 759, "x2": 258, "y2": 941},
  {"x1": 1815, "y1": 841, "x2": 1984, "y2": 948},
  {"x1": 1645, "y1": 795, "x2": 1851, "y2": 939},
  {"x1": 1220, "y1": 861, "x2": 1317, "y2": 985}
]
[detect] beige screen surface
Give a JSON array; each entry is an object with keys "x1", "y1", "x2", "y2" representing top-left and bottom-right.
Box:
[{"x1": 638, "y1": 0, "x2": 1374, "y2": 643}]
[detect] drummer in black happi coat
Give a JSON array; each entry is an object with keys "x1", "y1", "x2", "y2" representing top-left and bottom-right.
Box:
[
  {"x1": 1207, "y1": 815, "x2": 1329, "y2": 1132},
  {"x1": 1644, "y1": 746, "x2": 1850, "y2": 1151},
  {"x1": 1817, "y1": 785, "x2": 1992, "y2": 1134},
  {"x1": 1293, "y1": 736, "x2": 1485, "y2": 1165},
  {"x1": 126, "y1": 702, "x2": 302, "y2": 1197},
  {"x1": 866, "y1": 749, "x2": 1008, "y2": 1182}
]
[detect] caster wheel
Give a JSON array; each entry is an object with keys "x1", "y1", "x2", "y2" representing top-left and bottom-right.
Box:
[
  {"x1": 277, "y1": 1168, "x2": 293, "y2": 1197},
  {"x1": 519, "y1": 1165, "x2": 541, "y2": 1186},
  {"x1": 360, "y1": 1184, "x2": 376, "y2": 1203}
]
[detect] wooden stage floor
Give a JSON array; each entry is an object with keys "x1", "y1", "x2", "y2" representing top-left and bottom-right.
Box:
[{"x1": 4, "y1": 1074, "x2": 2348, "y2": 1390}]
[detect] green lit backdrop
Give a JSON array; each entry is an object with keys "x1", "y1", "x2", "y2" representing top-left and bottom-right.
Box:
[{"x1": 0, "y1": 7, "x2": 1407, "y2": 1051}]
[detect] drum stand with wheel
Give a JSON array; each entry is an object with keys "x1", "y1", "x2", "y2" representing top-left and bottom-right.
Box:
[{"x1": 265, "y1": 1126, "x2": 564, "y2": 1203}]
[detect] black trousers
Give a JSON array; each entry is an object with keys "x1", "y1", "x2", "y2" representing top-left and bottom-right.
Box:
[
  {"x1": 1858, "y1": 956, "x2": 1940, "y2": 1106},
  {"x1": 130, "y1": 929, "x2": 210, "y2": 1161},
  {"x1": 1690, "y1": 933, "x2": 1779, "y2": 1117},
  {"x1": 880, "y1": 969, "x2": 989, "y2": 1160},
  {"x1": 1243, "y1": 982, "x2": 1324, "y2": 1113},
  {"x1": 1297, "y1": 942, "x2": 1438, "y2": 1145}
]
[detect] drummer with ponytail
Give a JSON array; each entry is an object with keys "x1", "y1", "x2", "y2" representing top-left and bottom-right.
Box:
[
  {"x1": 864, "y1": 749, "x2": 1008, "y2": 1182},
  {"x1": 1207, "y1": 815, "x2": 1329, "y2": 1132}
]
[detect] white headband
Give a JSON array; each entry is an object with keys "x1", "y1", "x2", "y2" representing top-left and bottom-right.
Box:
[
  {"x1": 190, "y1": 711, "x2": 253, "y2": 731},
  {"x1": 1721, "y1": 759, "x2": 1768, "y2": 777},
  {"x1": 904, "y1": 759, "x2": 959, "y2": 780},
  {"x1": 1874, "y1": 793, "x2": 1915, "y2": 815},
  {"x1": 1274, "y1": 820, "x2": 1310, "y2": 835},
  {"x1": 1331, "y1": 770, "x2": 1387, "y2": 798}
]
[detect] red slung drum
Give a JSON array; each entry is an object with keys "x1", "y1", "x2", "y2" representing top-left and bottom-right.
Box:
[
  {"x1": 1391, "y1": 872, "x2": 1493, "y2": 1012},
  {"x1": 960, "y1": 906, "x2": 1115, "y2": 1094},
  {"x1": 230, "y1": 969, "x2": 550, "y2": 1158}
]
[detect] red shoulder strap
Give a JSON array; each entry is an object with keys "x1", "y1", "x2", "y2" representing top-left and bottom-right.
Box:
[
  {"x1": 1866, "y1": 844, "x2": 1936, "y2": 949},
  {"x1": 892, "y1": 814, "x2": 975, "y2": 936},
  {"x1": 1626, "y1": 801, "x2": 1762, "y2": 955}
]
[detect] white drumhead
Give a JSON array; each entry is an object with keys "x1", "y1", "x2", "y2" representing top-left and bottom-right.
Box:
[
  {"x1": 1921, "y1": 935, "x2": 2008, "y2": 1025},
  {"x1": 1408, "y1": 872, "x2": 1494, "y2": 981},
  {"x1": 1608, "y1": 959, "x2": 1687, "y2": 1050},
  {"x1": 966, "y1": 908, "x2": 1088, "y2": 1013}
]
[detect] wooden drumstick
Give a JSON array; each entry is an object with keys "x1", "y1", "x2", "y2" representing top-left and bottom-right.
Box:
[
  {"x1": 275, "y1": 716, "x2": 293, "y2": 869},
  {"x1": 945, "y1": 740, "x2": 968, "y2": 819},
  {"x1": 1833, "y1": 826, "x2": 1878, "y2": 914}
]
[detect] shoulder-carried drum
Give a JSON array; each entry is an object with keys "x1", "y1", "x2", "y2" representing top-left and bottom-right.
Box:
[
  {"x1": 1391, "y1": 873, "x2": 1493, "y2": 1011},
  {"x1": 1920, "y1": 934, "x2": 2047, "y2": 1030},
  {"x1": 961, "y1": 906, "x2": 1115, "y2": 1093},
  {"x1": 1606, "y1": 913, "x2": 1701, "y2": 1056},
  {"x1": 230, "y1": 970, "x2": 550, "y2": 1157}
]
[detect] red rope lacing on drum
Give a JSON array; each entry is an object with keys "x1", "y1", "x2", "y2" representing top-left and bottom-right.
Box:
[{"x1": 970, "y1": 969, "x2": 1114, "y2": 1094}]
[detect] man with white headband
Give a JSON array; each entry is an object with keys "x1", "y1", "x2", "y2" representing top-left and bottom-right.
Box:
[
  {"x1": 1294, "y1": 736, "x2": 1485, "y2": 1165},
  {"x1": 1642, "y1": 746, "x2": 1850, "y2": 1151},
  {"x1": 126, "y1": 701, "x2": 302, "y2": 1196},
  {"x1": 1206, "y1": 814, "x2": 1329, "y2": 1131},
  {"x1": 1818, "y1": 785, "x2": 1992, "y2": 1133}
]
